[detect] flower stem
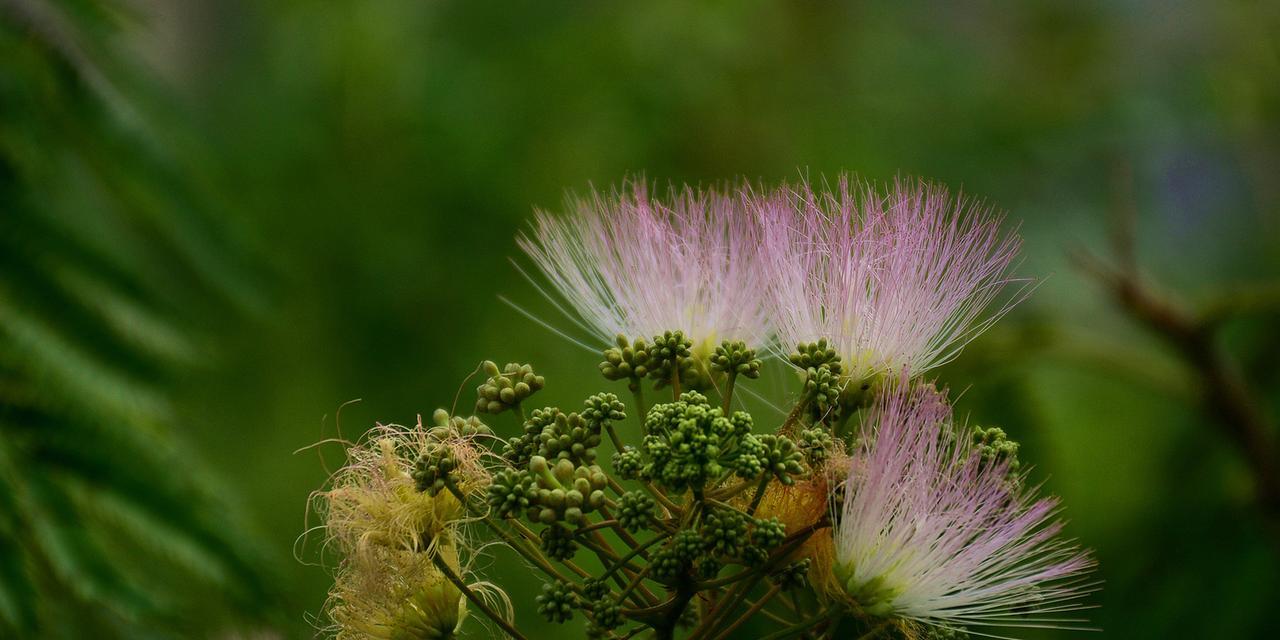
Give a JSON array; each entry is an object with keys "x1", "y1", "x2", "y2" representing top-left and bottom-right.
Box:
[{"x1": 431, "y1": 552, "x2": 528, "y2": 640}]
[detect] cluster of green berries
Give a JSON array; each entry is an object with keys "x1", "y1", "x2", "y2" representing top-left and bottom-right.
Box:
[
  {"x1": 476, "y1": 361, "x2": 545, "y2": 414},
  {"x1": 540, "y1": 524, "x2": 578, "y2": 561},
  {"x1": 710, "y1": 340, "x2": 762, "y2": 379},
  {"x1": 504, "y1": 403, "x2": 605, "y2": 469},
  {"x1": 735, "y1": 433, "x2": 806, "y2": 485},
  {"x1": 582, "y1": 580, "x2": 621, "y2": 637},
  {"x1": 411, "y1": 443, "x2": 457, "y2": 496},
  {"x1": 536, "y1": 580, "x2": 578, "y2": 623},
  {"x1": 797, "y1": 426, "x2": 835, "y2": 466},
  {"x1": 428, "y1": 408, "x2": 493, "y2": 438},
  {"x1": 616, "y1": 491, "x2": 655, "y2": 532},
  {"x1": 523, "y1": 455, "x2": 609, "y2": 525},
  {"x1": 651, "y1": 529, "x2": 705, "y2": 584},
  {"x1": 972, "y1": 426, "x2": 1020, "y2": 473},
  {"x1": 637, "y1": 391, "x2": 755, "y2": 492},
  {"x1": 771, "y1": 558, "x2": 811, "y2": 590}
]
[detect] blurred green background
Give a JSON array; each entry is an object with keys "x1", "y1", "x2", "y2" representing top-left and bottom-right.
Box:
[{"x1": 2, "y1": 1, "x2": 1278, "y2": 638}]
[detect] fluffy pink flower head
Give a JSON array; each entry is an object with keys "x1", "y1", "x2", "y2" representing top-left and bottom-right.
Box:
[
  {"x1": 517, "y1": 178, "x2": 773, "y2": 351},
  {"x1": 765, "y1": 175, "x2": 1026, "y2": 382},
  {"x1": 833, "y1": 381, "x2": 1095, "y2": 635}
]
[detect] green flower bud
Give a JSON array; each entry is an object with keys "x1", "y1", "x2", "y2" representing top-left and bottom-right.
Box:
[
  {"x1": 797, "y1": 426, "x2": 835, "y2": 467},
  {"x1": 411, "y1": 443, "x2": 457, "y2": 496},
  {"x1": 702, "y1": 507, "x2": 750, "y2": 558},
  {"x1": 535, "y1": 581, "x2": 578, "y2": 623},
  {"x1": 486, "y1": 469, "x2": 535, "y2": 519},
  {"x1": 612, "y1": 447, "x2": 645, "y2": 480},
  {"x1": 771, "y1": 558, "x2": 811, "y2": 590},
  {"x1": 647, "y1": 330, "x2": 694, "y2": 387},
  {"x1": 789, "y1": 340, "x2": 842, "y2": 371},
  {"x1": 616, "y1": 491, "x2": 655, "y2": 532},
  {"x1": 540, "y1": 524, "x2": 578, "y2": 561},
  {"x1": 751, "y1": 517, "x2": 786, "y2": 549},
  {"x1": 711, "y1": 340, "x2": 762, "y2": 379},
  {"x1": 476, "y1": 361, "x2": 545, "y2": 414},
  {"x1": 599, "y1": 335, "x2": 652, "y2": 381}
]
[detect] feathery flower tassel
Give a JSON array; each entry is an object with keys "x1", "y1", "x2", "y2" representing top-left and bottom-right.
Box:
[
  {"x1": 830, "y1": 380, "x2": 1095, "y2": 636},
  {"x1": 517, "y1": 178, "x2": 775, "y2": 357},
  {"x1": 764, "y1": 175, "x2": 1027, "y2": 387}
]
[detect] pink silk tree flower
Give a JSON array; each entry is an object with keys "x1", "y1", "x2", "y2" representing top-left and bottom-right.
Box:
[
  {"x1": 516, "y1": 178, "x2": 774, "y2": 352},
  {"x1": 832, "y1": 381, "x2": 1095, "y2": 635},
  {"x1": 763, "y1": 175, "x2": 1027, "y2": 383}
]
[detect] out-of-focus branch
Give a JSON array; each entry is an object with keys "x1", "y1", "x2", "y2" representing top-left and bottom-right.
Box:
[{"x1": 1072, "y1": 163, "x2": 1280, "y2": 522}]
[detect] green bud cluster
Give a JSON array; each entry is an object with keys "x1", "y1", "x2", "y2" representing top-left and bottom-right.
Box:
[
  {"x1": 476, "y1": 361, "x2": 545, "y2": 414},
  {"x1": 611, "y1": 447, "x2": 645, "y2": 480},
  {"x1": 527, "y1": 456, "x2": 608, "y2": 525},
  {"x1": 789, "y1": 339, "x2": 841, "y2": 370},
  {"x1": 702, "y1": 507, "x2": 750, "y2": 558},
  {"x1": 647, "y1": 330, "x2": 695, "y2": 388},
  {"x1": 751, "y1": 516, "x2": 786, "y2": 549},
  {"x1": 536, "y1": 580, "x2": 578, "y2": 623},
  {"x1": 616, "y1": 491, "x2": 655, "y2": 532},
  {"x1": 771, "y1": 558, "x2": 811, "y2": 590},
  {"x1": 428, "y1": 408, "x2": 493, "y2": 438},
  {"x1": 651, "y1": 529, "x2": 704, "y2": 584},
  {"x1": 586, "y1": 596, "x2": 622, "y2": 637},
  {"x1": 972, "y1": 426, "x2": 1020, "y2": 475},
  {"x1": 710, "y1": 340, "x2": 762, "y2": 379},
  {"x1": 411, "y1": 443, "x2": 457, "y2": 496},
  {"x1": 735, "y1": 433, "x2": 806, "y2": 485},
  {"x1": 639, "y1": 391, "x2": 754, "y2": 493},
  {"x1": 540, "y1": 524, "x2": 579, "y2": 561},
  {"x1": 797, "y1": 426, "x2": 835, "y2": 467},
  {"x1": 504, "y1": 406, "x2": 602, "y2": 468},
  {"x1": 599, "y1": 335, "x2": 653, "y2": 381},
  {"x1": 487, "y1": 469, "x2": 536, "y2": 519}
]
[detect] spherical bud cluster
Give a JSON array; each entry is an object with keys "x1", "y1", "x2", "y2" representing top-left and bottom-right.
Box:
[
  {"x1": 476, "y1": 361, "x2": 545, "y2": 414},
  {"x1": 710, "y1": 340, "x2": 762, "y2": 379},
  {"x1": 640, "y1": 391, "x2": 754, "y2": 492},
  {"x1": 789, "y1": 340, "x2": 841, "y2": 370},
  {"x1": 581, "y1": 392, "x2": 626, "y2": 430},
  {"x1": 611, "y1": 447, "x2": 646, "y2": 481},
  {"x1": 972, "y1": 425, "x2": 1021, "y2": 475},
  {"x1": 411, "y1": 443, "x2": 457, "y2": 496},
  {"x1": 538, "y1": 411, "x2": 602, "y2": 466},
  {"x1": 616, "y1": 491, "x2": 655, "y2": 532},
  {"x1": 646, "y1": 330, "x2": 694, "y2": 387},
  {"x1": 651, "y1": 529, "x2": 703, "y2": 584},
  {"x1": 536, "y1": 580, "x2": 578, "y2": 623},
  {"x1": 701, "y1": 507, "x2": 750, "y2": 558},
  {"x1": 751, "y1": 516, "x2": 786, "y2": 549},
  {"x1": 505, "y1": 406, "x2": 603, "y2": 469},
  {"x1": 528, "y1": 456, "x2": 608, "y2": 525},
  {"x1": 755, "y1": 434, "x2": 806, "y2": 485},
  {"x1": 804, "y1": 364, "x2": 844, "y2": 415},
  {"x1": 734, "y1": 433, "x2": 805, "y2": 485},
  {"x1": 599, "y1": 335, "x2": 652, "y2": 381},
  {"x1": 771, "y1": 558, "x2": 811, "y2": 590},
  {"x1": 428, "y1": 409, "x2": 493, "y2": 439},
  {"x1": 539, "y1": 524, "x2": 579, "y2": 561},
  {"x1": 486, "y1": 469, "x2": 535, "y2": 519},
  {"x1": 585, "y1": 596, "x2": 623, "y2": 638},
  {"x1": 797, "y1": 426, "x2": 834, "y2": 467}
]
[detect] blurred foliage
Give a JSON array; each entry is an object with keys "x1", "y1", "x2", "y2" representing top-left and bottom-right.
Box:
[
  {"x1": 2, "y1": 0, "x2": 1279, "y2": 638},
  {"x1": 0, "y1": 1, "x2": 274, "y2": 637}
]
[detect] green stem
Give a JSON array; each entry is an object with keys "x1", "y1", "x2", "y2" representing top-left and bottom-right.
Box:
[
  {"x1": 630, "y1": 380, "x2": 648, "y2": 435},
  {"x1": 746, "y1": 475, "x2": 771, "y2": 517},
  {"x1": 753, "y1": 606, "x2": 841, "y2": 640},
  {"x1": 431, "y1": 553, "x2": 528, "y2": 640},
  {"x1": 721, "y1": 372, "x2": 738, "y2": 413},
  {"x1": 711, "y1": 584, "x2": 782, "y2": 640}
]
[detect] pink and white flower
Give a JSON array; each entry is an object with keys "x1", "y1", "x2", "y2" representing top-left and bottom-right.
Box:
[
  {"x1": 833, "y1": 381, "x2": 1095, "y2": 635},
  {"x1": 764, "y1": 175, "x2": 1026, "y2": 381},
  {"x1": 517, "y1": 178, "x2": 774, "y2": 349}
]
